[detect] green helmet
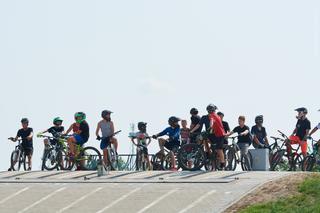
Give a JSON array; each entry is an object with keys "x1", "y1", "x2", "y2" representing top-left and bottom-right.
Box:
[
  {"x1": 74, "y1": 112, "x2": 86, "y2": 123},
  {"x1": 53, "y1": 117, "x2": 63, "y2": 125}
]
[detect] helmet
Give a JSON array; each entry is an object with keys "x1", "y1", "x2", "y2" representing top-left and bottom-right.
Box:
[
  {"x1": 295, "y1": 107, "x2": 308, "y2": 114},
  {"x1": 21, "y1": 118, "x2": 29, "y2": 123},
  {"x1": 217, "y1": 112, "x2": 224, "y2": 117},
  {"x1": 53, "y1": 117, "x2": 63, "y2": 125},
  {"x1": 168, "y1": 116, "x2": 181, "y2": 126},
  {"x1": 138, "y1": 122, "x2": 147, "y2": 131},
  {"x1": 206, "y1": 104, "x2": 217, "y2": 113},
  {"x1": 190, "y1": 108, "x2": 199, "y2": 115},
  {"x1": 101, "y1": 110, "x2": 113, "y2": 118},
  {"x1": 255, "y1": 115, "x2": 264, "y2": 124},
  {"x1": 74, "y1": 112, "x2": 86, "y2": 123}
]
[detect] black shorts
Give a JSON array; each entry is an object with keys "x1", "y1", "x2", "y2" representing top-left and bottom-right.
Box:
[
  {"x1": 208, "y1": 135, "x2": 224, "y2": 150},
  {"x1": 164, "y1": 140, "x2": 180, "y2": 152},
  {"x1": 23, "y1": 146, "x2": 33, "y2": 156}
]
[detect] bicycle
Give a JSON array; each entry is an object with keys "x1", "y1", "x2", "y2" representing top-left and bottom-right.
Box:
[
  {"x1": 97, "y1": 130, "x2": 121, "y2": 171},
  {"x1": 152, "y1": 140, "x2": 181, "y2": 171},
  {"x1": 225, "y1": 136, "x2": 253, "y2": 171},
  {"x1": 302, "y1": 137, "x2": 320, "y2": 171},
  {"x1": 270, "y1": 130, "x2": 303, "y2": 171},
  {"x1": 37, "y1": 134, "x2": 70, "y2": 171},
  {"x1": 8, "y1": 137, "x2": 29, "y2": 171}
]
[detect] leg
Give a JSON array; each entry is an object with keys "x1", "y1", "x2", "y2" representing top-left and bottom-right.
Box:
[
  {"x1": 111, "y1": 138, "x2": 118, "y2": 153},
  {"x1": 300, "y1": 140, "x2": 307, "y2": 158},
  {"x1": 67, "y1": 137, "x2": 77, "y2": 155},
  {"x1": 103, "y1": 149, "x2": 108, "y2": 166},
  {"x1": 27, "y1": 154, "x2": 32, "y2": 170},
  {"x1": 158, "y1": 138, "x2": 166, "y2": 153},
  {"x1": 170, "y1": 151, "x2": 176, "y2": 169}
]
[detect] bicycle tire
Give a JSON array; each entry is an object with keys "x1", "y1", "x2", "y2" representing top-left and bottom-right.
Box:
[
  {"x1": 302, "y1": 155, "x2": 316, "y2": 171},
  {"x1": 22, "y1": 153, "x2": 28, "y2": 171},
  {"x1": 241, "y1": 152, "x2": 252, "y2": 171},
  {"x1": 204, "y1": 152, "x2": 218, "y2": 171},
  {"x1": 177, "y1": 143, "x2": 205, "y2": 171},
  {"x1": 151, "y1": 153, "x2": 164, "y2": 171},
  {"x1": 80, "y1": 147, "x2": 102, "y2": 170},
  {"x1": 270, "y1": 150, "x2": 288, "y2": 171},
  {"x1": 56, "y1": 149, "x2": 72, "y2": 170},
  {"x1": 43, "y1": 148, "x2": 59, "y2": 171},
  {"x1": 225, "y1": 148, "x2": 237, "y2": 171},
  {"x1": 290, "y1": 154, "x2": 303, "y2": 171},
  {"x1": 10, "y1": 150, "x2": 21, "y2": 171}
]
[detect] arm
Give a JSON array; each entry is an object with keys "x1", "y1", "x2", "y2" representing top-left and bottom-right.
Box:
[
  {"x1": 131, "y1": 137, "x2": 137, "y2": 146},
  {"x1": 292, "y1": 128, "x2": 297, "y2": 136},
  {"x1": 95, "y1": 122, "x2": 101, "y2": 137},
  {"x1": 190, "y1": 124, "x2": 200, "y2": 134},
  {"x1": 65, "y1": 124, "x2": 73, "y2": 135},
  {"x1": 27, "y1": 131, "x2": 33, "y2": 141},
  {"x1": 225, "y1": 131, "x2": 234, "y2": 137},
  {"x1": 110, "y1": 122, "x2": 115, "y2": 135},
  {"x1": 304, "y1": 129, "x2": 310, "y2": 141},
  {"x1": 240, "y1": 130, "x2": 250, "y2": 136}
]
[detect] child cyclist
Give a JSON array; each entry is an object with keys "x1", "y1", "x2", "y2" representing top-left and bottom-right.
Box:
[
  {"x1": 38, "y1": 117, "x2": 65, "y2": 151},
  {"x1": 96, "y1": 110, "x2": 119, "y2": 166},
  {"x1": 180, "y1": 120, "x2": 190, "y2": 145},
  {"x1": 9, "y1": 118, "x2": 34, "y2": 171},
  {"x1": 130, "y1": 122, "x2": 152, "y2": 170},
  {"x1": 152, "y1": 116, "x2": 181, "y2": 171}
]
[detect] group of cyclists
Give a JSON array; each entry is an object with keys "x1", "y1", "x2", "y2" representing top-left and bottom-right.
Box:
[{"x1": 7, "y1": 104, "x2": 320, "y2": 172}]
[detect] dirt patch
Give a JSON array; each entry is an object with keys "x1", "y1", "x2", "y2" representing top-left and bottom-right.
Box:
[{"x1": 224, "y1": 173, "x2": 311, "y2": 213}]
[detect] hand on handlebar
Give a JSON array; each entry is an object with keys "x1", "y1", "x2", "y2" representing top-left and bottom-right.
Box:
[
  {"x1": 152, "y1": 135, "x2": 158, "y2": 140},
  {"x1": 96, "y1": 135, "x2": 101, "y2": 141}
]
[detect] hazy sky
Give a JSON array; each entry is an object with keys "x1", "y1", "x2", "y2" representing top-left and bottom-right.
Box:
[{"x1": 0, "y1": 0, "x2": 319, "y2": 170}]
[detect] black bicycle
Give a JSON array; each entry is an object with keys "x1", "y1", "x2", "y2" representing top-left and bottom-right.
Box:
[
  {"x1": 8, "y1": 137, "x2": 29, "y2": 171},
  {"x1": 302, "y1": 137, "x2": 320, "y2": 171}
]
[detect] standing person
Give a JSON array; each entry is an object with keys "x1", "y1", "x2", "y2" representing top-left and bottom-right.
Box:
[
  {"x1": 226, "y1": 116, "x2": 252, "y2": 156},
  {"x1": 217, "y1": 112, "x2": 230, "y2": 145},
  {"x1": 208, "y1": 104, "x2": 226, "y2": 169},
  {"x1": 152, "y1": 116, "x2": 181, "y2": 171},
  {"x1": 286, "y1": 107, "x2": 310, "y2": 157},
  {"x1": 251, "y1": 115, "x2": 269, "y2": 149},
  {"x1": 190, "y1": 108, "x2": 201, "y2": 143},
  {"x1": 11, "y1": 118, "x2": 34, "y2": 171},
  {"x1": 38, "y1": 117, "x2": 65, "y2": 151},
  {"x1": 96, "y1": 110, "x2": 119, "y2": 166},
  {"x1": 67, "y1": 112, "x2": 89, "y2": 157},
  {"x1": 180, "y1": 120, "x2": 190, "y2": 145}
]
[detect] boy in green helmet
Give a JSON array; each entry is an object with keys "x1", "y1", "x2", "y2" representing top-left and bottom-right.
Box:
[{"x1": 38, "y1": 117, "x2": 65, "y2": 150}]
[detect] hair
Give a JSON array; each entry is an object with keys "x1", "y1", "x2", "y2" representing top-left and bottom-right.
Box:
[
  {"x1": 181, "y1": 120, "x2": 187, "y2": 123},
  {"x1": 238, "y1": 116, "x2": 246, "y2": 121}
]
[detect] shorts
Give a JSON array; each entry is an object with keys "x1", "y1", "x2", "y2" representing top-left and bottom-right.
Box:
[
  {"x1": 74, "y1": 134, "x2": 86, "y2": 146},
  {"x1": 138, "y1": 145, "x2": 149, "y2": 155},
  {"x1": 288, "y1": 136, "x2": 307, "y2": 154},
  {"x1": 209, "y1": 135, "x2": 225, "y2": 150},
  {"x1": 22, "y1": 146, "x2": 33, "y2": 156},
  {"x1": 100, "y1": 137, "x2": 111, "y2": 150},
  {"x1": 238, "y1": 143, "x2": 250, "y2": 155},
  {"x1": 49, "y1": 139, "x2": 58, "y2": 146},
  {"x1": 164, "y1": 140, "x2": 180, "y2": 152}
]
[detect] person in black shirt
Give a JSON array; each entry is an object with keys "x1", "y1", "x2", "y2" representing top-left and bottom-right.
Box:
[
  {"x1": 226, "y1": 116, "x2": 252, "y2": 156},
  {"x1": 189, "y1": 108, "x2": 201, "y2": 143},
  {"x1": 38, "y1": 117, "x2": 65, "y2": 150},
  {"x1": 67, "y1": 112, "x2": 90, "y2": 157},
  {"x1": 217, "y1": 112, "x2": 230, "y2": 144},
  {"x1": 286, "y1": 108, "x2": 311, "y2": 157},
  {"x1": 12, "y1": 118, "x2": 34, "y2": 170},
  {"x1": 251, "y1": 115, "x2": 269, "y2": 149}
]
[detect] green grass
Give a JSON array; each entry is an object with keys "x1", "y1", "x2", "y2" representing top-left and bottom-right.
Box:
[{"x1": 240, "y1": 175, "x2": 320, "y2": 213}]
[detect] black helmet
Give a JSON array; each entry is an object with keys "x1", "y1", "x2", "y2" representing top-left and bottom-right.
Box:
[
  {"x1": 101, "y1": 110, "x2": 113, "y2": 118},
  {"x1": 217, "y1": 112, "x2": 224, "y2": 117},
  {"x1": 295, "y1": 107, "x2": 308, "y2": 114},
  {"x1": 21, "y1": 118, "x2": 29, "y2": 123},
  {"x1": 168, "y1": 116, "x2": 181, "y2": 126},
  {"x1": 255, "y1": 115, "x2": 264, "y2": 124},
  {"x1": 138, "y1": 122, "x2": 147, "y2": 131},
  {"x1": 190, "y1": 108, "x2": 199, "y2": 115},
  {"x1": 206, "y1": 104, "x2": 217, "y2": 113}
]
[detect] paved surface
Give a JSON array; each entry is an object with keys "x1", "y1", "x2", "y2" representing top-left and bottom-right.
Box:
[{"x1": 0, "y1": 171, "x2": 291, "y2": 213}]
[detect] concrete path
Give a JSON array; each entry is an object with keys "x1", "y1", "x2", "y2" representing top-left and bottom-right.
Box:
[{"x1": 0, "y1": 171, "x2": 291, "y2": 213}]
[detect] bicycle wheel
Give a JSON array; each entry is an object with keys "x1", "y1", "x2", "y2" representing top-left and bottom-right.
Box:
[
  {"x1": 270, "y1": 150, "x2": 289, "y2": 171},
  {"x1": 57, "y1": 149, "x2": 73, "y2": 170},
  {"x1": 204, "y1": 152, "x2": 219, "y2": 171},
  {"x1": 10, "y1": 150, "x2": 22, "y2": 171},
  {"x1": 43, "y1": 148, "x2": 59, "y2": 171},
  {"x1": 80, "y1": 147, "x2": 102, "y2": 170},
  {"x1": 151, "y1": 152, "x2": 164, "y2": 171},
  {"x1": 135, "y1": 151, "x2": 142, "y2": 171},
  {"x1": 241, "y1": 152, "x2": 252, "y2": 171},
  {"x1": 290, "y1": 154, "x2": 303, "y2": 171},
  {"x1": 225, "y1": 148, "x2": 237, "y2": 171},
  {"x1": 177, "y1": 143, "x2": 205, "y2": 171},
  {"x1": 302, "y1": 155, "x2": 316, "y2": 171},
  {"x1": 22, "y1": 153, "x2": 28, "y2": 171}
]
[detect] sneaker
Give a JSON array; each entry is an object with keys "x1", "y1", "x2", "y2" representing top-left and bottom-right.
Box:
[{"x1": 27, "y1": 167, "x2": 32, "y2": 171}]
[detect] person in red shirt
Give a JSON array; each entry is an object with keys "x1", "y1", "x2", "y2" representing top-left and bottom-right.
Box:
[{"x1": 207, "y1": 104, "x2": 226, "y2": 168}]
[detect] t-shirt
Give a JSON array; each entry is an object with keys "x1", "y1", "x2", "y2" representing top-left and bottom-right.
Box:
[
  {"x1": 209, "y1": 113, "x2": 225, "y2": 137},
  {"x1": 251, "y1": 125, "x2": 267, "y2": 144},
  {"x1": 158, "y1": 127, "x2": 181, "y2": 142},
  {"x1": 180, "y1": 128, "x2": 190, "y2": 141},
  {"x1": 72, "y1": 123, "x2": 80, "y2": 133},
  {"x1": 79, "y1": 121, "x2": 90, "y2": 142},
  {"x1": 233, "y1": 125, "x2": 251, "y2": 144},
  {"x1": 295, "y1": 118, "x2": 311, "y2": 140},
  {"x1": 222, "y1": 121, "x2": 230, "y2": 133},
  {"x1": 134, "y1": 132, "x2": 149, "y2": 145},
  {"x1": 199, "y1": 115, "x2": 211, "y2": 132},
  {"x1": 191, "y1": 115, "x2": 201, "y2": 133},
  {"x1": 17, "y1": 128, "x2": 33, "y2": 148},
  {"x1": 48, "y1": 126, "x2": 64, "y2": 136}
]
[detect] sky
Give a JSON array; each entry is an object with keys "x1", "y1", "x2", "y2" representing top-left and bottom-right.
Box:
[{"x1": 0, "y1": 0, "x2": 319, "y2": 171}]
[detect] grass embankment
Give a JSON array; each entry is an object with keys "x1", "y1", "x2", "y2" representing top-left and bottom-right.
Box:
[{"x1": 240, "y1": 174, "x2": 320, "y2": 213}]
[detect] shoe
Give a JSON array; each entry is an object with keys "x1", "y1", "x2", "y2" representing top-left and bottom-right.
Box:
[
  {"x1": 8, "y1": 168, "x2": 12, "y2": 171},
  {"x1": 27, "y1": 167, "x2": 32, "y2": 171},
  {"x1": 170, "y1": 168, "x2": 178, "y2": 172}
]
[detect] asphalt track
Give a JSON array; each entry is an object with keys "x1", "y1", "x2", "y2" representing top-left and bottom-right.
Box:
[{"x1": 0, "y1": 171, "x2": 291, "y2": 213}]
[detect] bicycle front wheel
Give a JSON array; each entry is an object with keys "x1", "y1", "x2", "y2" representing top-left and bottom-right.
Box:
[
  {"x1": 290, "y1": 154, "x2": 303, "y2": 171},
  {"x1": 10, "y1": 150, "x2": 22, "y2": 171},
  {"x1": 302, "y1": 155, "x2": 316, "y2": 171},
  {"x1": 43, "y1": 148, "x2": 59, "y2": 171},
  {"x1": 225, "y1": 147, "x2": 237, "y2": 171},
  {"x1": 80, "y1": 147, "x2": 102, "y2": 170},
  {"x1": 241, "y1": 152, "x2": 252, "y2": 171},
  {"x1": 178, "y1": 143, "x2": 205, "y2": 171}
]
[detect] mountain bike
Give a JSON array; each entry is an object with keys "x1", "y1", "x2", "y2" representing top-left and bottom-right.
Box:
[
  {"x1": 302, "y1": 137, "x2": 320, "y2": 171},
  {"x1": 97, "y1": 130, "x2": 121, "y2": 171},
  {"x1": 152, "y1": 141, "x2": 180, "y2": 171},
  {"x1": 8, "y1": 137, "x2": 29, "y2": 171},
  {"x1": 135, "y1": 144, "x2": 151, "y2": 171}
]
